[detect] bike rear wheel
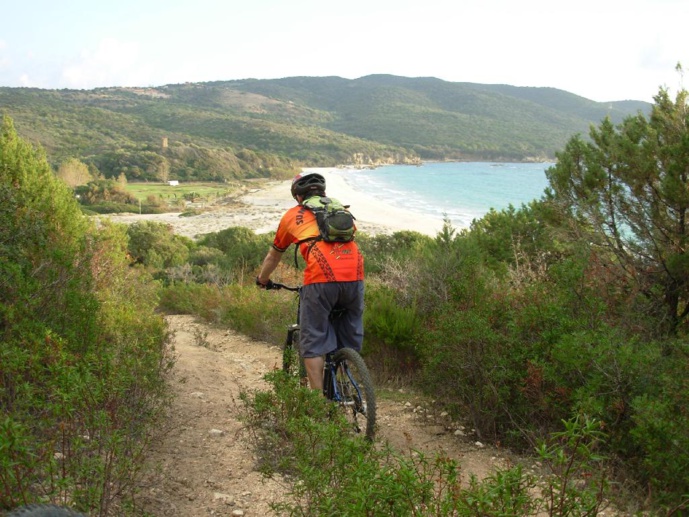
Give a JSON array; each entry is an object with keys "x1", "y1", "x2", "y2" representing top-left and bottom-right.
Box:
[{"x1": 332, "y1": 347, "x2": 376, "y2": 440}]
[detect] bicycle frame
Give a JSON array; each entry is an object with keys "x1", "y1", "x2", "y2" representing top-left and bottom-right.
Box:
[
  {"x1": 270, "y1": 281, "x2": 376, "y2": 439},
  {"x1": 273, "y1": 282, "x2": 361, "y2": 396},
  {"x1": 323, "y1": 354, "x2": 364, "y2": 405}
]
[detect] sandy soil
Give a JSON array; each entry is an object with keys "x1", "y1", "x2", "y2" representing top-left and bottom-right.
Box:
[{"x1": 134, "y1": 315, "x2": 511, "y2": 516}]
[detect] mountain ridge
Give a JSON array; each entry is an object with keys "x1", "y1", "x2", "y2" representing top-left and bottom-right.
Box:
[{"x1": 0, "y1": 74, "x2": 651, "y2": 181}]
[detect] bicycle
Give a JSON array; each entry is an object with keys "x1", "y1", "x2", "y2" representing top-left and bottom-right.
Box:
[{"x1": 271, "y1": 282, "x2": 377, "y2": 441}]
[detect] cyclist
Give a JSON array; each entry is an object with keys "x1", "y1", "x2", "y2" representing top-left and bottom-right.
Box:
[{"x1": 256, "y1": 172, "x2": 365, "y2": 391}]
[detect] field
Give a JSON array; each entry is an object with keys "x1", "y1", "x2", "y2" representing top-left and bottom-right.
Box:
[{"x1": 124, "y1": 181, "x2": 242, "y2": 202}]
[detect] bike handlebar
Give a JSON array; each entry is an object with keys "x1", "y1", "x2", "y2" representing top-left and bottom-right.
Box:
[{"x1": 270, "y1": 282, "x2": 301, "y2": 292}]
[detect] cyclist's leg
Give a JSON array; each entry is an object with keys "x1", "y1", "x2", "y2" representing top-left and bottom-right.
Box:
[
  {"x1": 300, "y1": 283, "x2": 338, "y2": 390},
  {"x1": 332, "y1": 281, "x2": 365, "y2": 351},
  {"x1": 304, "y1": 355, "x2": 325, "y2": 390}
]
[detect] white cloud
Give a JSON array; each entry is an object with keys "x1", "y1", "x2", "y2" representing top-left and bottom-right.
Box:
[{"x1": 19, "y1": 74, "x2": 37, "y2": 87}]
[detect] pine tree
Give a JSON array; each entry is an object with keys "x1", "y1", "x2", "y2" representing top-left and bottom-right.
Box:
[{"x1": 546, "y1": 86, "x2": 689, "y2": 334}]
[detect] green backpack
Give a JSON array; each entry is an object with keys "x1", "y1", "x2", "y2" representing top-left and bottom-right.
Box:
[
  {"x1": 302, "y1": 195, "x2": 356, "y2": 243},
  {"x1": 294, "y1": 196, "x2": 356, "y2": 267}
]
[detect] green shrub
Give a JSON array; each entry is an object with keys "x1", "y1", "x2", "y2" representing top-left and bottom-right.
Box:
[
  {"x1": 75, "y1": 178, "x2": 137, "y2": 205},
  {"x1": 198, "y1": 226, "x2": 273, "y2": 274},
  {"x1": 188, "y1": 246, "x2": 225, "y2": 266},
  {"x1": 629, "y1": 396, "x2": 689, "y2": 506},
  {"x1": 82, "y1": 202, "x2": 140, "y2": 214},
  {"x1": 421, "y1": 301, "x2": 521, "y2": 439},
  {"x1": 357, "y1": 230, "x2": 432, "y2": 275},
  {"x1": 625, "y1": 341, "x2": 689, "y2": 507},
  {"x1": 241, "y1": 373, "x2": 611, "y2": 516},
  {"x1": 0, "y1": 117, "x2": 170, "y2": 512},
  {"x1": 159, "y1": 282, "x2": 227, "y2": 320},
  {"x1": 126, "y1": 220, "x2": 192, "y2": 268},
  {"x1": 535, "y1": 416, "x2": 610, "y2": 516},
  {"x1": 364, "y1": 284, "x2": 419, "y2": 350}
]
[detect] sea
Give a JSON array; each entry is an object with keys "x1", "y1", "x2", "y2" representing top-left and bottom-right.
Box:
[{"x1": 335, "y1": 161, "x2": 554, "y2": 230}]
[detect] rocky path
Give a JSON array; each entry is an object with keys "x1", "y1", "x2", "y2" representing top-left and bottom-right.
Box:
[{"x1": 134, "y1": 315, "x2": 510, "y2": 516}]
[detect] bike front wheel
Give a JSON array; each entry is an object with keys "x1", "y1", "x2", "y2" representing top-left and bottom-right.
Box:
[{"x1": 332, "y1": 347, "x2": 376, "y2": 441}]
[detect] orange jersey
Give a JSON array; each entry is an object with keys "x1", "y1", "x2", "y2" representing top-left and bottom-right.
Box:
[{"x1": 273, "y1": 204, "x2": 364, "y2": 285}]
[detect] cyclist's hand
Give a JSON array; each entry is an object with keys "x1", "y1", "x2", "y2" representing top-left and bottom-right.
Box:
[{"x1": 256, "y1": 276, "x2": 274, "y2": 290}]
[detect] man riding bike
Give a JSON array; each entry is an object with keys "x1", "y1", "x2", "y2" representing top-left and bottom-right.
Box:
[{"x1": 256, "y1": 172, "x2": 365, "y2": 391}]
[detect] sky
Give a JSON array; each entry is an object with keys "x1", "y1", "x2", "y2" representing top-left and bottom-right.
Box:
[{"x1": 1, "y1": 0, "x2": 686, "y2": 103}]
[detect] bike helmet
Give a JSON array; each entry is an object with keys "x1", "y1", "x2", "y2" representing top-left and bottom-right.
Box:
[{"x1": 291, "y1": 172, "x2": 326, "y2": 198}]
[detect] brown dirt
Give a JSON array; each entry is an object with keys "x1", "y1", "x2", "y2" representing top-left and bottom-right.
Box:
[{"x1": 134, "y1": 315, "x2": 514, "y2": 516}]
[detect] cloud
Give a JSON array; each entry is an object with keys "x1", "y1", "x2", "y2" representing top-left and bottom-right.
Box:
[
  {"x1": 61, "y1": 38, "x2": 146, "y2": 89},
  {"x1": 19, "y1": 74, "x2": 37, "y2": 87}
]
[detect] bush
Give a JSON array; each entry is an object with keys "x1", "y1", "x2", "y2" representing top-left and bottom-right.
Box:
[
  {"x1": 75, "y1": 179, "x2": 137, "y2": 205},
  {"x1": 197, "y1": 226, "x2": 273, "y2": 274},
  {"x1": 126, "y1": 220, "x2": 192, "y2": 268},
  {"x1": 364, "y1": 284, "x2": 419, "y2": 350},
  {"x1": 81, "y1": 202, "x2": 140, "y2": 214},
  {"x1": 356, "y1": 230, "x2": 432, "y2": 275},
  {"x1": 0, "y1": 117, "x2": 171, "y2": 513},
  {"x1": 241, "y1": 373, "x2": 611, "y2": 515}
]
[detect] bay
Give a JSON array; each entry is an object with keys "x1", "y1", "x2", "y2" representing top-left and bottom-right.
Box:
[{"x1": 336, "y1": 161, "x2": 554, "y2": 229}]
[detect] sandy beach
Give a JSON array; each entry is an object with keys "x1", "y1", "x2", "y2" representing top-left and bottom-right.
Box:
[{"x1": 102, "y1": 167, "x2": 446, "y2": 240}]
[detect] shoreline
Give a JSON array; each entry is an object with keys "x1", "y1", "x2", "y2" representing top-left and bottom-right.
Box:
[
  {"x1": 243, "y1": 167, "x2": 446, "y2": 236},
  {"x1": 101, "y1": 167, "x2": 446, "y2": 240}
]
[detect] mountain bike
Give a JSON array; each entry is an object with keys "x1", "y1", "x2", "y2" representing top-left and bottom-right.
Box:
[{"x1": 271, "y1": 282, "x2": 377, "y2": 440}]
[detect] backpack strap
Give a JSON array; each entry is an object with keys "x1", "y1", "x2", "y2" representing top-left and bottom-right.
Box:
[
  {"x1": 293, "y1": 238, "x2": 319, "y2": 269},
  {"x1": 293, "y1": 195, "x2": 322, "y2": 269}
]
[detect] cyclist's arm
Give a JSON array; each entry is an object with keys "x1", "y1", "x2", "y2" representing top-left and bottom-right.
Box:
[{"x1": 257, "y1": 247, "x2": 283, "y2": 284}]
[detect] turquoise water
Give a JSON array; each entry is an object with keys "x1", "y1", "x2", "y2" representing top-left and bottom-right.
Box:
[{"x1": 336, "y1": 161, "x2": 553, "y2": 229}]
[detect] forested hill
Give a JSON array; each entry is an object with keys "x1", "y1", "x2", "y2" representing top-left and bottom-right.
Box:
[{"x1": 0, "y1": 74, "x2": 651, "y2": 182}]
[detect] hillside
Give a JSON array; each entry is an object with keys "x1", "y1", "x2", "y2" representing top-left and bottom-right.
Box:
[{"x1": 0, "y1": 75, "x2": 651, "y2": 181}]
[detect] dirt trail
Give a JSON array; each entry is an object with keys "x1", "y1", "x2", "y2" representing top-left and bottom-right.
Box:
[{"x1": 135, "y1": 315, "x2": 511, "y2": 516}]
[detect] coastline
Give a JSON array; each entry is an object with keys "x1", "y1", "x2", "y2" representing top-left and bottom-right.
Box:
[
  {"x1": 100, "y1": 167, "x2": 446, "y2": 240},
  {"x1": 243, "y1": 167, "x2": 446, "y2": 236}
]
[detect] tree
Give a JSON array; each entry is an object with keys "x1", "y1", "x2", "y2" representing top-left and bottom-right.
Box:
[
  {"x1": 56, "y1": 157, "x2": 92, "y2": 187},
  {"x1": 157, "y1": 157, "x2": 170, "y2": 183},
  {"x1": 75, "y1": 179, "x2": 138, "y2": 205},
  {"x1": 126, "y1": 220, "x2": 191, "y2": 269},
  {"x1": 546, "y1": 86, "x2": 689, "y2": 334}
]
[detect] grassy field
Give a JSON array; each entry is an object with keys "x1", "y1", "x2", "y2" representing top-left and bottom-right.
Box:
[{"x1": 124, "y1": 181, "x2": 242, "y2": 202}]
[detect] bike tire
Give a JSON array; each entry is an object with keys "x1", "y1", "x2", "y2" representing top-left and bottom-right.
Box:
[
  {"x1": 6, "y1": 504, "x2": 87, "y2": 516},
  {"x1": 332, "y1": 347, "x2": 377, "y2": 441},
  {"x1": 282, "y1": 327, "x2": 307, "y2": 381}
]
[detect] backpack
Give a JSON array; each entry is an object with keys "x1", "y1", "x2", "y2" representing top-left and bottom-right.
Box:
[
  {"x1": 294, "y1": 196, "x2": 356, "y2": 267},
  {"x1": 303, "y1": 196, "x2": 356, "y2": 243}
]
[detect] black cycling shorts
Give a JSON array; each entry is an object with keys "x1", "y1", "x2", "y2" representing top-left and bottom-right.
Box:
[{"x1": 299, "y1": 281, "x2": 364, "y2": 358}]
